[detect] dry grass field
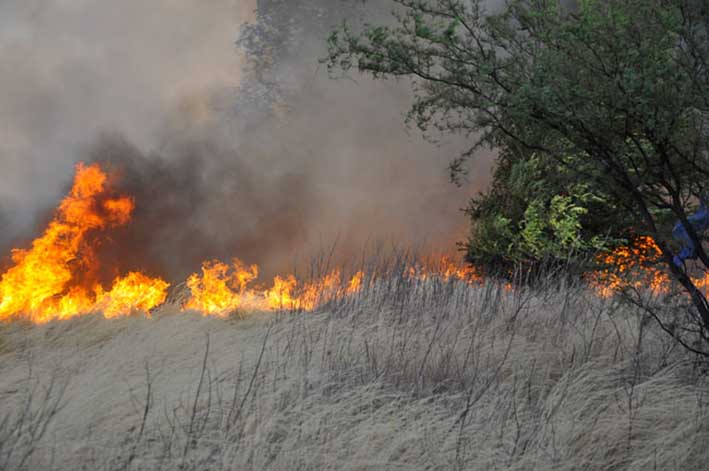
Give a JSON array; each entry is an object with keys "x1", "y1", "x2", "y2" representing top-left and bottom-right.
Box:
[{"x1": 1, "y1": 268, "x2": 708, "y2": 470}]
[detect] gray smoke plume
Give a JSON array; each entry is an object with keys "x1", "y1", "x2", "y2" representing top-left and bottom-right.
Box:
[{"x1": 0, "y1": 0, "x2": 493, "y2": 281}]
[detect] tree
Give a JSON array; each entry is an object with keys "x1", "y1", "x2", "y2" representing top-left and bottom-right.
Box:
[
  {"x1": 465, "y1": 146, "x2": 628, "y2": 277},
  {"x1": 237, "y1": 0, "x2": 367, "y2": 114},
  {"x1": 324, "y1": 0, "x2": 709, "y2": 353}
]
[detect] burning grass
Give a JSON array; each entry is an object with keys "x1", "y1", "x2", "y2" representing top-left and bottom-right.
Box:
[
  {"x1": 1, "y1": 267, "x2": 707, "y2": 470},
  {"x1": 2, "y1": 162, "x2": 708, "y2": 325},
  {"x1": 0, "y1": 163, "x2": 472, "y2": 323},
  {"x1": 590, "y1": 235, "x2": 709, "y2": 300},
  {"x1": 1, "y1": 162, "x2": 708, "y2": 469},
  {"x1": 0, "y1": 163, "x2": 169, "y2": 323}
]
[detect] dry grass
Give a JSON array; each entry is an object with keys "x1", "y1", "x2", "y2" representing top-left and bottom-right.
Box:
[{"x1": 0, "y1": 266, "x2": 708, "y2": 470}]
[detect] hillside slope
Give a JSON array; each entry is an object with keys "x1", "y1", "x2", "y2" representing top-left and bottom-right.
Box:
[{"x1": 1, "y1": 277, "x2": 708, "y2": 470}]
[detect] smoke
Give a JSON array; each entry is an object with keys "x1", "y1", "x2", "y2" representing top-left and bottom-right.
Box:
[
  {"x1": 0, "y1": 0, "x2": 493, "y2": 280},
  {"x1": 86, "y1": 134, "x2": 318, "y2": 282},
  {"x1": 0, "y1": 0, "x2": 246, "y2": 233}
]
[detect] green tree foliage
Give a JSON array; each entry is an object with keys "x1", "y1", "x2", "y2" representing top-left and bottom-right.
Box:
[
  {"x1": 324, "y1": 0, "x2": 709, "y2": 352},
  {"x1": 466, "y1": 147, "x2": 627, "y2": 276}
]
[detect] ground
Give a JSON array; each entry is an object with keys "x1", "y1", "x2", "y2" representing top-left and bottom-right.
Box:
[{"x1": 1, "y1": 275, "x2": 708, "y2": 470}]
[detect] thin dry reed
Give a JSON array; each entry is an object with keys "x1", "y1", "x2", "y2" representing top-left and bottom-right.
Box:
[{"x1": 0, "y1": 259, "x2": 707, "y2": 470}]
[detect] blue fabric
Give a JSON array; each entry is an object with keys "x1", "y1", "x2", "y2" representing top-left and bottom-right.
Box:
[
  {"x1": 672, "y1": 204, "x2": 709, "y2": 268},
  {"x1": 673, "y1": 255, "x2": 684, "y2": 268}
]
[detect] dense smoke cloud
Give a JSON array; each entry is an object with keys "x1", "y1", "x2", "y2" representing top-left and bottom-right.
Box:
[
  {"x1": 0, "y1": 0, "x2": 492, "y2": 280},
  {"x1": 87, "y1": 135, "x2": 317, "y2": 282},
  {"x1": 0, "y1": 0, "x2": 246, "y2": 234}
]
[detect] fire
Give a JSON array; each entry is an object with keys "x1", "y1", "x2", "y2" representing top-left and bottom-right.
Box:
[
  {"x1": 591, "y1": 235, "x2": 709, "y2": 298},
  {"x1": 281, "y1": 270, "x2": 344, "y2": 311},
  {"x1": 407, "y1": 255, "x2": 483, "y2": 283},
  {"x1": 0, "y1": 162, "x2": 488, "y2": 324},
  {"x1": 184, "y1": 259, "x2": 260, "y2": 316},
  {"x1": 0, "y1": 163, "x2": 169, "y2": 323},
  {"x1": 7, "y1": 160, "x2": 705, "y2": 324},
  {"x1": 346, "y1": 270, "x2": 364, "y2": 294},
  {"x1": 265, "y1": 275, "x2": 299, "y2": 310},
  {"x1": 591, "y1": 236, "x2": 669, "y2": 297},
  {"x1": 98, "y1": 272, "x2": 170, "y2": 318},
  {"x1": 184, "y1": 261, "x2": 366, "y2": 315}
]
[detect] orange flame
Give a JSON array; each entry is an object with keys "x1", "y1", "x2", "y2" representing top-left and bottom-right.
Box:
[
  {"x1": 184, "y1": 262, "x2": 366, "y2": 314},
  {"x1": 591, "y1": 236, "x2": 669, "y2": 297},
  {"x1": 265, "y1": 275, "x2": 299, "y2": 310},
  {"x1": 346, "y1": 270, "x2": 364, "y2": 294},
  {"x1": 184, "y1": 259, "x2": 260, "y2": 316},
  {"x1": 0, "y1": 163, "x2": 169, "y2": 323},
  {"x1": 98, "y1": 272, "x2": 170, "y2": 318},
  {"x1": 590, "y1": 235, "x2": 709, "y2": 298},
  {"x1": 407, "y1": 255, "x2": 482, "y2": 284},
  {"x1": 0, "y1": 163, "x2": 489, "y2": 323}
]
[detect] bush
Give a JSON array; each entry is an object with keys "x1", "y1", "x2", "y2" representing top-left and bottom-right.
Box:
[{"x1": 465, "y1": 146, "x2": 628, "y2": 278}]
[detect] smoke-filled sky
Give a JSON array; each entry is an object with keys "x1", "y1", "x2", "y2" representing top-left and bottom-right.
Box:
[{"x1": 0, "y1": 0, "x2": 493, "y2": 280}]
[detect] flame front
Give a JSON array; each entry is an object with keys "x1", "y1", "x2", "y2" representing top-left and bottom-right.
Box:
[
  {"x1": 409, "y1": 255, "x2": 482, "y2": 283},
  {"x1": 0, "y1": 163, "x2": 169, "y2": 323},
  {"x1": 0, "y1": 163, "x2": 560, "y2": 324},
  {"x1": 184, "y1": 260, "x2": 366, "y2": 315},
  {"x1": 0, "y1": 159, "x2": 390, "y2": 323},
  {"x1": 591, "y1": 236, "x2": 669, "y2": 297},
  {"x1": 590, "y1": 235, "x2": 709, "y2": 298},
  {"x1": 98, "y1": 272, "x2": 170, "y2": 318},
  {"x1": 261, "y1": 269, "x2": 365, "y2": 311},
  {"x1": 184, "y1": 259, "x2": 260, "y2": 315}
]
